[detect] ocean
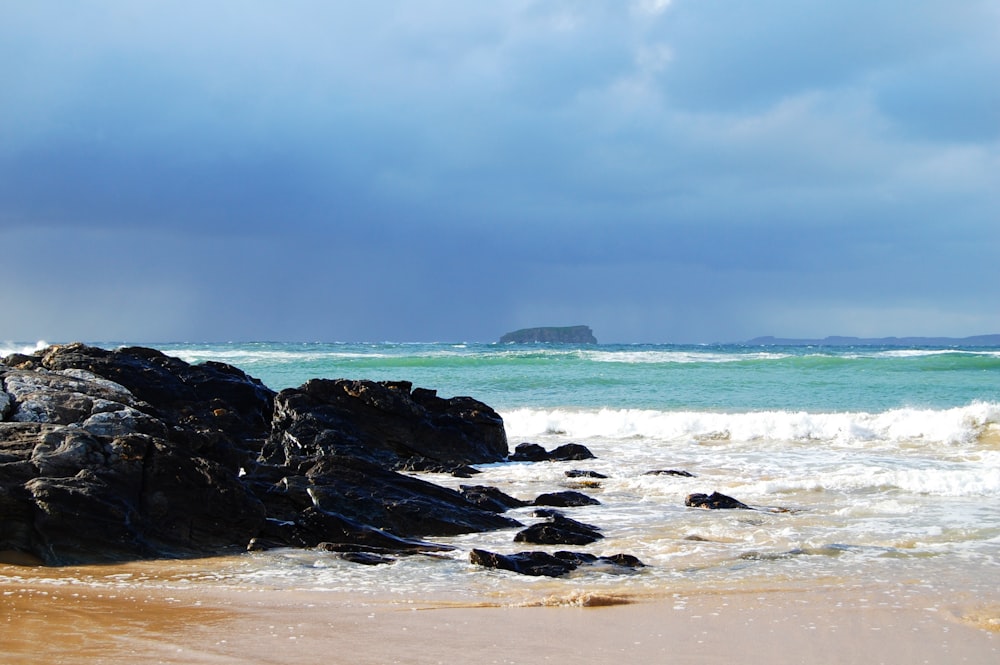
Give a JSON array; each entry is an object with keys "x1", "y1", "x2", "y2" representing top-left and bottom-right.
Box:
[{"x1": 3, "y1": 340, "x2": 999, "y2": 609}]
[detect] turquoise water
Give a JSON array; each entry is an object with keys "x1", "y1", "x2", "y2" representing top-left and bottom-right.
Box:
[
  {"x1": 4, "y1": 340, "x2": 999, "y2": 604},
  {"x1": 154, "y1": 342, "x2": 1000, "y2": 413}
]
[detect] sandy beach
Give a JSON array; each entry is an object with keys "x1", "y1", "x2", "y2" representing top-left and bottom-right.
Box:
[{"x1": 3, "y1": 562, "x2": 997, "y2": 665}]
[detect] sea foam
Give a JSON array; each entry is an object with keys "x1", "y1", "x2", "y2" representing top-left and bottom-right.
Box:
[
  {"x1": 0, "y1": 340, "x2": 49, "y2": 359},
  {"x1": 500, "y1": 401, "x2": 1000, "y2": 448}
]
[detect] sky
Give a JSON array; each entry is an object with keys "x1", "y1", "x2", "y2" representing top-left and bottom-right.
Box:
[{"x1": 2, "y1": 0, "x2": 999, "y2": 344}]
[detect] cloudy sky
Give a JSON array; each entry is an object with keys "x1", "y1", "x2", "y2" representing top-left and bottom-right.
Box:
[{"x1": 2, "y1": 1, "x2": 998, "y2": 344}]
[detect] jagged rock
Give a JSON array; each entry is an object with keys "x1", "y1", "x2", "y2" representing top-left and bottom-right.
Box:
[
  {"x1": 261, "y1": 379, "x2": 508, "y2": 469},
  {"x1": 508, "y1": 442, "x2": 550, "y2": 462},
  {"x1": 297, "y1": 456, "x2": 520, "y2": 537},
  {"x1": 644, "y1": 469, "x2": 695, "y2": 477},
  {"x1": 459, "y1": 485, "x2": 530, "y2": 512},
  {"x1": 530, "y1": 508, "x2": 565, "y2": 518},
  {"x1": 549, "y1": 443, "x2": 596, "y2": 461},
  {"x1": 338, "y1": 551, "x2": 396, "y2": 566},
  {"x1": 565, "y1": 469, "x2": 608, "y2": 479},
  {"x1": 393, "y1": 456, "x2": 481, "y2": 478},
  {"x1": 514, "y1": 514, "x2": 603, "y2": 545},
  {"x1": 469, "y1": 548, "x2": 643, "y2": 577},
  {"x1": 685, "y1": 491, "x2": 752, "y2": 510},
  {"x1": 0, "y1": 343, "x2": 519, "y2": 565},
  {"x1": 533, "y1": 490, "x2": 601, "y2": 507},
  {"x1": 509, "y1": 442, "x2": 596, "y2": 462}
]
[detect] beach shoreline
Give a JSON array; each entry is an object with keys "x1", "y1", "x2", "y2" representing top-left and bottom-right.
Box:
[{"x1": 3, "y1": 563, "x2": 997, "y2": 665}]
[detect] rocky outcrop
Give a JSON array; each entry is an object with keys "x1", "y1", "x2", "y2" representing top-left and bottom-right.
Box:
[
  {"x1": 260, "y1": 379, "x2": 508, "y2": 469},
  {"x1": 685, "y1": 491, "x2": 751, "y2": 510},
  {"x1": 459, "y1": 485, "x2": 530, "y2": 512},
  {"x1": 499, "y1": 326, "x2": 598, "y2": 344},
  {"x1": 509, "y1": 442, "x2": 596, "y2": 462},
  {"x1": 533, "y1": 490, "x2": 601, "y2": 507},
  {"x1": 470, "y1": 549, "x2": 643, "y2": 577},
  {"x1": 0, "y1": 343, "x2": 517, "y2": 565},
  {"x1": 514, "y1": 513, "x2": 603, "y2": 545}
]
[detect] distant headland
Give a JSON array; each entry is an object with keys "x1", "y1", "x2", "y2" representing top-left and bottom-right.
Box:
[
  {"x1": 499, "y1": 325, "x2": 598, "y2": 344},
  {"x1": 745, "y1": 334, "x2": 1000, "y2": 347}
]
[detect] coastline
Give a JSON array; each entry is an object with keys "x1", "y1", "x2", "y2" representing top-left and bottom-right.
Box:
[{"x1": 3, "y1": 562, "x2": 996, "y2": 664}]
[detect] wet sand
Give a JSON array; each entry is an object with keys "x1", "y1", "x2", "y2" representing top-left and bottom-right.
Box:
[{"x1": 2, "y1": 565, "x2": 997, "y2": 665}]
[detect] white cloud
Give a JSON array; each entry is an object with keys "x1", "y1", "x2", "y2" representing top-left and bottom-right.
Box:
[{"x1": 632, "y1": 0, "x2": 674, "y2": 17}]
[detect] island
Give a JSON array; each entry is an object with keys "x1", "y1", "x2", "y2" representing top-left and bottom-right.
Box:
[{"x1": 499, "y1": 325, "x2": 598, "y2": 344}]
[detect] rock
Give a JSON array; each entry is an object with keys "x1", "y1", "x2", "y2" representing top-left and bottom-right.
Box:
[
  {"x1": 644, "y1": 469, "x2": 695, "y2": 477},
  {"x1": 549, "y1": 443, "x2": 596, "y2": 461},
  {"x1": 470, "y1": 549, "x2": 575, "y2": 577},
  {"x1": 685, "y1": 491, "x2": 752, "y2": 510},
  {"x1": 499, "y1": 326, "x2": 598, "y2": 344},
  {"x1": 533, "y1": 490, "x2": 601, "y2": 507},
  {"x1": 338, "y1": 551, "x2": 396, "y2": 566},
  {"x1": 565, "y1": 469, "x2": 608, "y2": 479},
  {"x1": 470, "y1": 549, "x2": 644, "y2": 577},
  {"x1": 0, "y1": 344, "x2": 272, "y2": 564},
  {"x1": 0, "y1": 343, "x2": 520, "y2": 566},
  {"x1": 296, "y1": 456, "x2": 520, "y2": 537},
  {"x1": 459, "y1": 485, "x2": 530, "y2": 512},
  {"x1": 393, "y1": 456, "x2": 481, "y2": 478},
  {"x1": 261, "y1": 379, "x2": 508, "y2": 469},
  {"x1": 508, "y1": 442, "x2": 550, "y2": 462},
  {"x1": 530, "y1": 508, "x2": 565, "y2": 518},
  {"x1": 509, "y1": 442, "x2": 596, "y2": 462},
  {"x1": 514, "y1": 514, "x2": 603, "y2": 545}
]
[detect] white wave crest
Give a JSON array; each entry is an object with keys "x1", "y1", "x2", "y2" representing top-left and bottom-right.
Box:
[
  {"x1": 0, "y1": 340, "x2": 50, "y2": 359},
  {"x1": 738, "y1": 457, "x2": 1000, "y2": 497},
  {"x1": 580, "y1": 349, "x2": 790, "y2": 364},
  {"x1": 500, "y1": 402, "x2": 1000, "y2": 447}
]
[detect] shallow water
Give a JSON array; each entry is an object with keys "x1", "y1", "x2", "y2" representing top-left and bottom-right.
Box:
[{"x1": 3, "y1": 341, "x2": 998, "y2": 611}]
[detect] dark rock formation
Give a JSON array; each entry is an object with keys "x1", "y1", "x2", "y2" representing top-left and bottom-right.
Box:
[
  {"x1": 499, "y1": 326, "x2": 597, "y2": 344},
  {"x1": 0, "y1": 343, "x2": 518, "y2": 565},
  {"x1": 459, "y1": 485, "x2": 530, "y2": 513},
  {"x1": 514, "y1": 514, "x2": 603, "y2": 545},
  {"x1": 565, "y1": 469, "x2": 608, "y2": 479},
  {"x1": 261, "y1": 378, "x2": 508, "y2": 469},
  {"x1": 533, "y1": 490, "x2": 601, "y2": 507},
  {"x1": 509, "y1": 442, "x2": 595, "y2": 462},
  {"x1": 469, "y1": 549, "x2": 643, "y2": 577},
  {"x1": 685, "y1": 491, "x2": 752, "y2": 510},
  {"x1": 508, "y1": 442, "x2": 550, "y2": 462},
  {"x1": 644, "y1": 469, "x2": 695, "y2": 477},
  {"x1": 393, "y1": 456, "x2": 481, "y2": 478}
]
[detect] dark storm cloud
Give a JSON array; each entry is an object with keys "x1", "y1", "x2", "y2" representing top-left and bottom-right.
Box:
[{"x1": 1, "y1": 1, "x2": 998, "y2": 343}]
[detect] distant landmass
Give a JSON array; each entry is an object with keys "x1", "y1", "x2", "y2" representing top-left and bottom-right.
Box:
[
  {"x1": 745, "y1": 334, "x2": 1000, "y2": 347},
  {"x1": 499, "y1": 325, "x2": 598, "y2": 344}
]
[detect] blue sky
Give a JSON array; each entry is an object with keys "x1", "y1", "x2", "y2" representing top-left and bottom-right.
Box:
[{"x1": 2, "y1": 1, "x2": 998, "y2": 343}]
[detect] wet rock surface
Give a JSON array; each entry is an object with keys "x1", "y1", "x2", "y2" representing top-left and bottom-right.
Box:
[
  {"x1": 509, "y1": 442, "x2": 596, "y2": 462},
  {"x1": 470, "y1": 548, "x2": 644, "y2": 577},
  {"x1": 0, "y1": 343, "x2": 516, "y2": 565},
  {"x1": 685, "y1": 491, "x2": 752, "y2": 510}
]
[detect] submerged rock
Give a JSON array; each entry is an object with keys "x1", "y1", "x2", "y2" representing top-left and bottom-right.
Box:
[
  {"x1": 644, "y1": 469, "x2": 695, "y2": 477},
  {"x1": 509, "y1": 442, "x2": 596, "y2": 462},
  {"x1": 514, "y1": 514, "x2": 603, "y2": 545},
  {"x1": 470, "y1": 548, "x2": 644, "y2": 577},
  {"x1": 685, "y1": 491, "x2": 752, "y2": 510},
  {"x1": 565, "y1": 469, "x2": 608, "y2": 479},
  {"x1": 533, "y1": 490, "x2": 601, "y2": 507},
  {"x1": 459, "y1": 485, "x2": 530, "y2": 513}
]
